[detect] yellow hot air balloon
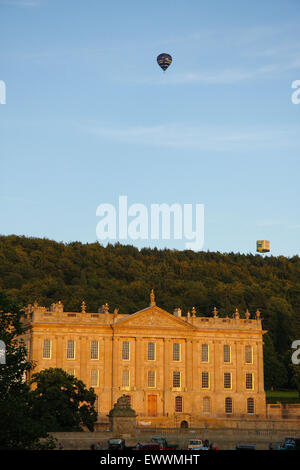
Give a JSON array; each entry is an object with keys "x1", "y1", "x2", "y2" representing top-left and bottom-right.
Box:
[{"x1": 256, "y1": 240, "x2": 270, "y2": 253}]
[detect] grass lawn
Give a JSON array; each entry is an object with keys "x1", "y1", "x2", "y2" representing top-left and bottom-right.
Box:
[{"x1": 266, "y1": 390, "x2": 300, "y2": 403}]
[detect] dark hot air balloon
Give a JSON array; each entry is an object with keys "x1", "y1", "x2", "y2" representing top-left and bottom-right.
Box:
[{"x1": 157, "y1": 53, "x2": 172, "y2": 72}]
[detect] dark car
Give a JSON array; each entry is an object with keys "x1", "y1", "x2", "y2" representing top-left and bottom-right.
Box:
[
  {"x1": 151, "y1": 437, "x2": 178, "y2": 450},
  {"x1": 108, "y1": 438, "x2": 126, "y2": 450},
  {"x1": 235, "y1": 444, "x2": 255, "y2": 451},
  {"x1": 278, "y1": 437, "x2": 300, "y2": 450},
  {"x1": 135, "y1": 443, "x2": 161, "y2": 451}
]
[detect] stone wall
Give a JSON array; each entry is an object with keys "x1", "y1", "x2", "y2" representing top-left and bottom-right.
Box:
[{"x1": 51, "y1": 418, "x2": 300, "y2": 450}]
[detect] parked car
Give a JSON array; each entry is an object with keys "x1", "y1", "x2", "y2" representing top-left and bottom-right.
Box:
[
  {"x1": 108, "y1": 438, "x2": 126, "y2": 450},
  {"x1": 278, "y1": 437, "x2": 300, "y2": 450},
  {"x1": 151, "y1": 437, "x2": 178, "y2": 450},
  {"x1": 188, "y1": 439, "x2": 204, "y2": 450},
  {"x1": 135, "y1": 443, "x2": 161, "y2": 451},
  {"x1": 235, "y1": 444, "x2": 255, "y2": 451},
  {"x1": 191, "y1": 445, "x2": 210, "y2": 451}
]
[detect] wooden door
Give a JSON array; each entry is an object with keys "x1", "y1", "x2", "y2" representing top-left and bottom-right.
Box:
[{"x1": 148, "y1": 395, "x2": 157, "y2": 416}]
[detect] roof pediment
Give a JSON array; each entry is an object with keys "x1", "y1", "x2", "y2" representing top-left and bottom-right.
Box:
[{"x1": 113, "y1": 305, "x2": 195, "y2": 330}]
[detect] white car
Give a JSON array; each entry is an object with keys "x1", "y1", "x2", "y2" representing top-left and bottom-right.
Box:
[{"x1": 188, "y1": 439, "x2": 204, "y2": 450}]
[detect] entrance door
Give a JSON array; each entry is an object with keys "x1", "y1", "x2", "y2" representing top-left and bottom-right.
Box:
[{"x1": 148, "y1": 395, "x2": 157, "y2": 416}]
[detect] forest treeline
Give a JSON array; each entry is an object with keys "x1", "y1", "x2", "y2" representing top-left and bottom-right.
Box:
[{"x1": 1, "y1": 234, "x2": 300, "y2": 391}]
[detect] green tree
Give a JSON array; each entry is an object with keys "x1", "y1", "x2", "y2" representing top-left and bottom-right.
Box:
[
  {"x1": 0, "y1": 292, "x2": 55, "y2": 449},
  {"x1": 263, "y1": 333, "x2": 288, "y2": 390},
  {"x1": 29, "y1": 368, "x2": 97, "y2": 432}
]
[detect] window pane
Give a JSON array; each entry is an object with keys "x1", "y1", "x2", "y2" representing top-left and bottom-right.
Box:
[
  {"x1": 122, "y1": 369, "x2": 130, "y2": 388},
  {"x1": 91, "y1": 369, "x2": 99, "y2": 387},
  {"x1": 148, "y1": 343, "x2": 155, "y2": 361},
  {"x1": 175, "y1": 396, "x2": 183, "y2": 412},
  {"x1": 224, "y1": 345, "x2": 231, "y2": 363},
  {"x1": 247, "y1": 398, "x2": 255, "y2": 414},
  {"x1": 203, "y1": 396, "x2": 211, "y2": 413},
  {"x1": 224, "y1": 372, "x2": 232, "y2": 389},
  {"x1": 67, "y1": 340, "x2": 75, "y2": 359},
  {"x1": 122, "y1": 342, "x2": 130, "y2": 360},
  {"x1": 245, "y1": 345, "x2": 253, "y2": 364},
  {"x1": 173, "y1": 371, "x2": 181, "y2": 388},
  {"x1": 202, "y1": 372, "x2": 209, "y2": 388},
  {"x1": 43, "y1": 339, "x2": 51, "y2": 359},
  {"x1": 201, "y1": 344, "x2": 209, "y2": 362},
  {"x1": 91, "y1": 341, "x2": 99, "y2": 359},
  {"x1": 148, "y1": 370, "x2": 156, "y2": 388},
  {"x1": 173, "y1": 343, "x2": 181, "y2": 361},
  {"x1": 246, "y1": 373, "x2": 253, "y2": 389},
  {"x1": 225, "y1": 397, "x2": 233, "y2": 413}
]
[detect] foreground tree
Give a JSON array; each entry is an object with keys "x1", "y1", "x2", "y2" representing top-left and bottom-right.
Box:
[
  {"x1": 0, "y1": 292, "x2": 55, "y2": 449},
  {"x1": 29, "y1": 368, "x2": 98, "y2": 432}
]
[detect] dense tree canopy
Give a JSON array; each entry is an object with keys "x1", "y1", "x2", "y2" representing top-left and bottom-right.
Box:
[
  {"x1": 0, "y1": 292, "x2": 55, "y2": 449},
  {"x1": 0, "y1": 234, "x2": 299, "y2": 390},
  {"x1": 29, "y1": 368, "x2": 97, "y2": 432}
]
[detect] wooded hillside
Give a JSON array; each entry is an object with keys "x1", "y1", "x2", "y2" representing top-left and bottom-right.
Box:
[{"x1": 1, "y1": 234, "x2": 299, "y2": 390}]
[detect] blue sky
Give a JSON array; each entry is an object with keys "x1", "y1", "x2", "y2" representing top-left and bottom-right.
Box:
[{"x1": 0, "y1": 0, "x2": 300, "y2": 256}]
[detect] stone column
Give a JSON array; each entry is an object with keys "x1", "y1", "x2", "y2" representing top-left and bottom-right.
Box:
[
  {"x1": 163, "y1": 338, "x2": 171, "y2": 415},
  {"x1": 186, "y1": 338, "x2": 193, "y2": 390},
  {"x1": 257, "y1": 340, "x2": 264, "y2": 393},
  {"x1": 236, "y1": 341, "x2": 243, "y2": 393},
  {"x1": 112, "y1": 336, "x2": 119, "y2": 404},
  {"x1": 213, "y1": 339, "x2": 221, "y2": 392},
  {"x1": 135, "y1": 337, "x2": 143, "y2": 390},
  {"x1": 104, "y1": 336, "x2": 113, "y2": 411},
  {"x1": 55, "y1": 334, "x2": 64, "y2": 368},
  {"x1": 80, "y1": 336, "x2": 87, "y2": 385}
]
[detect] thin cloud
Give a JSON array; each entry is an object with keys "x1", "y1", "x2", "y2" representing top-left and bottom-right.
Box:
[
  {"x1": 0, "y1": 0, "x2": 42, "y2": 6},
  {"x1": 82, "y1": 123, "x2": 300, "y2": 151}
]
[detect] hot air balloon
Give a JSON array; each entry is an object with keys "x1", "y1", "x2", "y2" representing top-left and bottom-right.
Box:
[
  {"x1": 157, "y1": 53, "x2": 172, "y2": 72},
  {"x1": 256, "y1": 240, "x2": 270, "y2": 253}
]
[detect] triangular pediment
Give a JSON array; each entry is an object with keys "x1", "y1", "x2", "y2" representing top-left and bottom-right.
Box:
[{"x1": 113, "y1": 305, "x2": 195, "y2": 330}]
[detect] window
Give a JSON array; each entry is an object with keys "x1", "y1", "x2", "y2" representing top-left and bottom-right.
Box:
[
  {"x1": 91, "y1": 341, "x2": 99, "y2": 360},
  {"x1": 67, "y1": 369, "x2": 75, "y2": 376},
  {"x1": 173, "y1": 343, "x2": 181, "y2": 361},
  {"x1": 225, "y1": 397, "x2": 233, "y2": 414},
  {"x1": 148, "y1": 342, "x2": 156, "y2": 361},
  {"x1": 91, "y1": 369, "x2": 99, "y2": 387},
  {"x1": 246, "y1": 373, "x2": 254, "y2": 390},
  {"x1": 122, "y1": 341, "x2": 130, "y2": 360},
  {"x1": 203, "y1": 396, "x2": 211, "y2": 413},
  {"x1": 67, "y1": 340, "x2": 75, "y2": 359},
  {"x1": 247, "y1": 398, "x2": 255, "y2": 414},
  {"x1": 245, "y1": 345, "x2": 253, "y2": 364},
  {"x1": 173, "y1": 371, "x2": 181, "y2": 388},
  {"x1": 122, "y1": 369, "x2": 130, "y2": 388},
  {"x1": 224, "y1": 372, "x2": 232, "y2": 389},
  {"x1": 223, "y1": 345, "x2": 231, "y2": 363},
  {"x1": 42, "y1": 339, "x2": 51, "y2": 359},
  {"x1": 175, "y1": 396, "x2": 183, "y2": 412},
  {"x1": 148, "y1": 370, "x2": 156, "y2": 388},
  {"x1": 201, "y1": 344, "x2": 209, "y2": 362},
  {"x1": 201, "y1": 371, "x2": 209, "y2": 389}
]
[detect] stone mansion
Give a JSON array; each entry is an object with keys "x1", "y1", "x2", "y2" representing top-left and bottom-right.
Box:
[{"x1": 21, "y1": 290, "x2": 266, "y2": 428}]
